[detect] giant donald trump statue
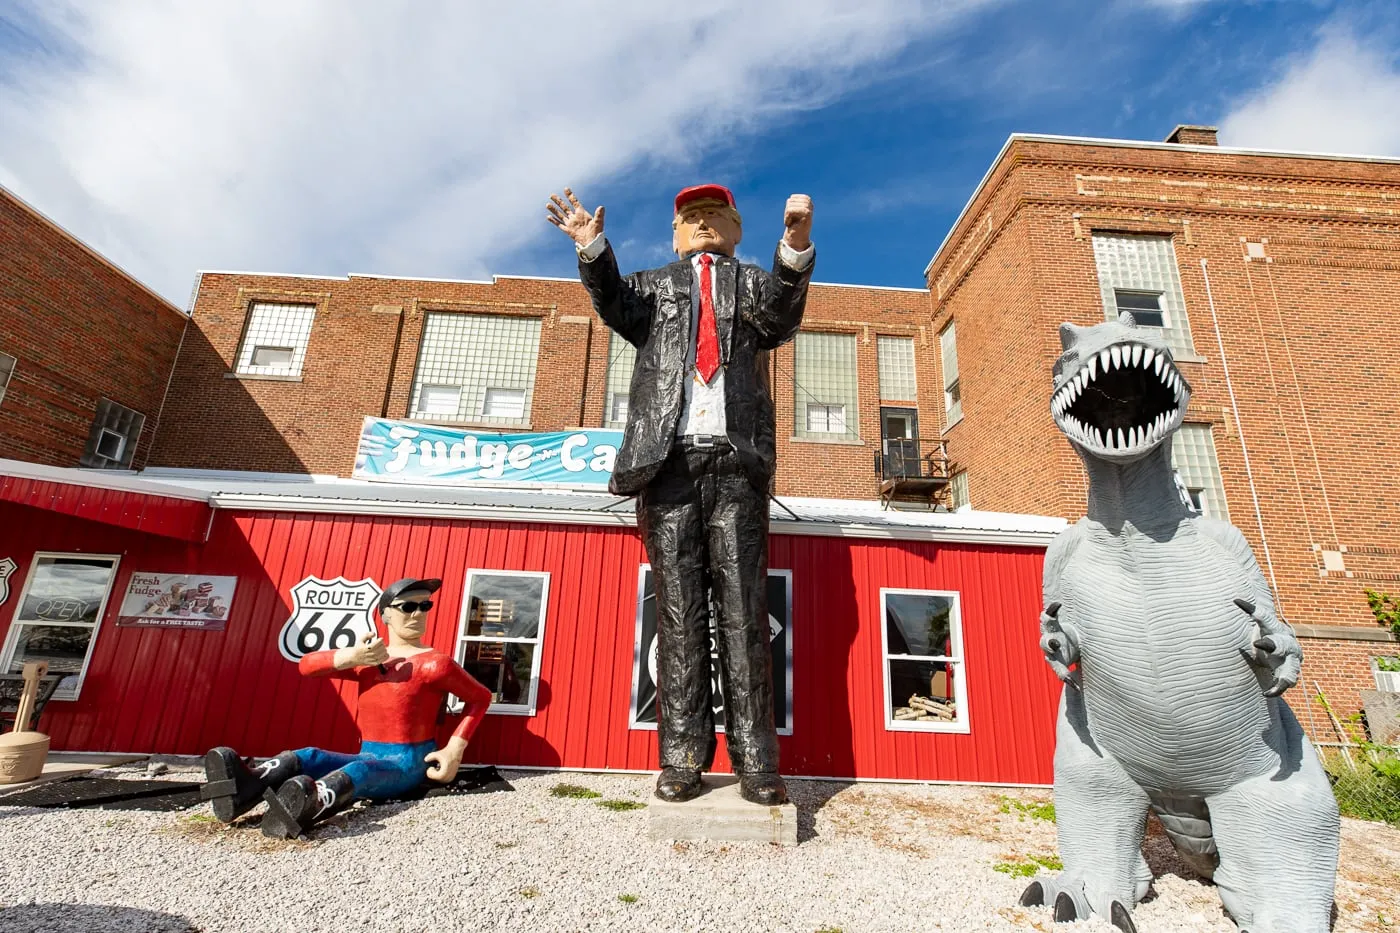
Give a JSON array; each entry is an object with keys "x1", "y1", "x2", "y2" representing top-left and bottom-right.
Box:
[{"x1": 547, "y1": 184, "x2": 813, "y2": 805}]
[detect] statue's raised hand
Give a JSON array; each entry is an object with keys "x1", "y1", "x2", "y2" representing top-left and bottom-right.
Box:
[
  {"x1": 546, "y1": 188, "x2": 604, "y2": 247},
  {"x1": 1039, "y1": 601, "x2": 1080, "y2": 688},
  {"x1": 1234, "y1": 598, "x2": 1302, "y2": 697}
]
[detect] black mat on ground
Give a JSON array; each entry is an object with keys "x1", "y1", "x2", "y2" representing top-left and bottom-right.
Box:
[
  {"x1": 395, "y1": 765, "x2": 514, "y2": 800},
  {"x1": 0, "y1": 777, "x2": 202, "y2": 810}
]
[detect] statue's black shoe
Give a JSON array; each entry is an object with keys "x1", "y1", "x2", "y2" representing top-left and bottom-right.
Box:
[
  {"x1": 200, "y1": 747, "x2": 298, "y2": 823},
  {"x1": 738, "y1": 772, "x2": 787, "y2": 805},
  {"x1": 654, "y1": 767, "x2": 703, "y2": 802},
  {"x1": 261, "y1": 772, "x2": 357, "y2": 839}
]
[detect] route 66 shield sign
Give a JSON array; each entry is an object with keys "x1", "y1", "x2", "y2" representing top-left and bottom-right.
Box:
[
  {"x1": 0, "y1": 558, "x2": 15, "y2": 607},
  {"x1": 277, "y1": 576, "x2": 383, "y2": 662}
]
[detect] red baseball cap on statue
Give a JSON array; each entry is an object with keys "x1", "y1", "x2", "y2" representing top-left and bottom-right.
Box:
[{"x1": 674, "y1": 183, "x2": 736, "y2": 214}]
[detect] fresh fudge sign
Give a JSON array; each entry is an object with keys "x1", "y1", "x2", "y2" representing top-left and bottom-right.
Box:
[
  {"x1": 116, "y1": 572, "x2": 238, "y2": 630},
  {"x1": 278, "y1": 576, "x2": 383, "y2": 662},
  {"x1": 353, "y1": 417, "x2": 623, "y2": 488}
]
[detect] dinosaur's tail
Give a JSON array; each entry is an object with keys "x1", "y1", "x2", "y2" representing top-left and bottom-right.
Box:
[{"x1": 1149, "y1": 795, "x2": 1219, "y2": 880}]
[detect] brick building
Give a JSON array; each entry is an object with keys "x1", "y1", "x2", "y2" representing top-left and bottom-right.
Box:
[
  {"x1": 149, "y1": 267, "x2": 937, "y2": 502},
  {"x1": 0, "y1": 186, "x2": 187, "y2": 470},
  {"x1": 922, "y1": 125, "x2": 1400, "y2": 723}
]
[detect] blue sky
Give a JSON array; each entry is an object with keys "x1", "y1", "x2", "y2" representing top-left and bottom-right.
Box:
[{"x1": 2, "y1": 1, "x2": 1398, "y2": 303}]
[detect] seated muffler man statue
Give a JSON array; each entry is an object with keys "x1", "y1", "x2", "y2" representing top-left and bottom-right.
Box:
[
  {"x1": 1022, "y1": 313, "x2": 1340, "y2": 932},
  {"x1": 547, "y1": 184, "x2": 813, "y2": 805},
  {"x1": 202, "y1": 578, "x2": 493, "y2": 838}
]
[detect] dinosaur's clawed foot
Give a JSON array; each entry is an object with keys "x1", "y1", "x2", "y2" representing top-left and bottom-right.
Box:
[
  {"x1": 1018, "y1": 880, "x2": 1046, "y2": 907},
  {"x1": 1020, "y1": 876, "x2": 1136, "y2": 929},
  {"x1": 1109, "y1": 901, "x2": 1139, "y2": 933}
]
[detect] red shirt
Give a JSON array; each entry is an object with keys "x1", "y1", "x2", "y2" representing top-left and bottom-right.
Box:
[{"x1": 299, "y1": 648, "x2": 493, "y2": 746}]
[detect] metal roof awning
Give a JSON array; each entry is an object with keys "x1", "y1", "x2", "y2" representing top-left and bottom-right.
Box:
[{"x1": 0, "y1": 459, "x2": 213, "y2": 542}]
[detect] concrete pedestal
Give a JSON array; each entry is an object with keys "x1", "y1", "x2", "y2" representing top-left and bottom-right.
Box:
[{"x1": 646, "y1": 775, "x2": 798, "y2": 846}]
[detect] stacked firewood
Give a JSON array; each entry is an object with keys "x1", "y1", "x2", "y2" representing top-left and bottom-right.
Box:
[{"x1": 892, "y1": 694, "x2": 956, "y2": 722}]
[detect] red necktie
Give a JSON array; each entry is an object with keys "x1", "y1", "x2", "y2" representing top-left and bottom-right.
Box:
[{"x1": 695, "y1": 253, "x2": 720, "y2": 384}]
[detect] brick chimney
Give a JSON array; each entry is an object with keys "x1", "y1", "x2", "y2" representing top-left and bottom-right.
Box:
[{"x1": 1165, "y1": 124, "x2": 1218, "y2": 146}]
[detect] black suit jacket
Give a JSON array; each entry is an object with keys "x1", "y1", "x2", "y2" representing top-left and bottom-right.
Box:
[{"x1": 579, "y1": 241, "x2": 813, "y2": 496}]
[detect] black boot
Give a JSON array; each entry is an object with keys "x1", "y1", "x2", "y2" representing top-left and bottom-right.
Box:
[
  {"x1": 654, "y1": 767, "x2": 703, "y2": 802},
  {"x1": 738, "y1": 771, "x2": 787, "y2": 805},
  {"x1": 200, "y1": 748, "x2": 300, "y2": 823},
  {"x1": 261, "y1": 771, "x2": 356, "y2": 839}
]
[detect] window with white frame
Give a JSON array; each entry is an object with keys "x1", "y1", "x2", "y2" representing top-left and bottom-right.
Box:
[
  {"x1": 1091, "y1": 233, "x2": 1196, "y2": 356},
  {"x1": 79, "y1": 399, "x2": 144, "y2": 470},
  {"x1": 454, "y1": 570, "x2": 549, "y2": 714},
  {"x1": 410, "y1": 313, "x2": 541, "y2": 426},
  {"x1": 235, "y1": 302, "x2": 316, "y2": 376},
  {"x1": 949, "y1": 471, "x2": 970, "y2": 510},
  {"x1": 882, "y1": 589, "x2": 967, "y2": 732},
  {"x1": 604, "y1": 332, "x2": 636, "y2": 429},
  {"x1": 1171, "y1": 423, "x2": 1229, "y2": 520},
  {"x1": 877, "y1": 336, "x2": 917, "y2": 402},
  {"x1": 939, "y1": 323, "x2": 961, "y2": 425},
  {"x1": 1, "y1": 554, "x2": 121, "y2": 700},
  {"x1": 0, "y1": 351, "x2": 15, "y2": 407},
  {"x1": 794, "y1": 331, "x2": 859, "y2": 441}
]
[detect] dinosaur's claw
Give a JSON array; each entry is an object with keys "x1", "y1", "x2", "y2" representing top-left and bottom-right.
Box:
[
  {"x1": 1110, "y1": 900, "x2": 1139, "y2": 932},
  {"x1": 1053, "y1": 891, "x2": 1080, "y2": 922},
  {"x1": 1019, "y1": 880, "x2": 1046, "y2": 907}
]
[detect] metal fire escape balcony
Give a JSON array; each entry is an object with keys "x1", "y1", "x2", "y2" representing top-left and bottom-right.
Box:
[{"x1": 873, "y1": 438, "x2": 954, "y2": 511}]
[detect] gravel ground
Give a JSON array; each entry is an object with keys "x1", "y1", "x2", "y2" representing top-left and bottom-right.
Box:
[{"x1": 0, "y1": 762, "x2": 1396, "y2": 933}]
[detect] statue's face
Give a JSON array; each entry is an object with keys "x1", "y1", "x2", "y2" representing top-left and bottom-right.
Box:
[
  {"x1": 673, "y1": 202, "x2": 741, "y2": 257},
  {"x1": 381, "y1": 588, "x2": 433, "y2": 642}
]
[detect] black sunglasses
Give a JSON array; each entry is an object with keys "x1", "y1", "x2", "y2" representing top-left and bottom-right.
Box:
[{"x1": 389, "y1": 600, "x2": 434, "y2": 614}]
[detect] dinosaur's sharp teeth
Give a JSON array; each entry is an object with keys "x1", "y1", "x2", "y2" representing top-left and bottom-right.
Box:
[
  {"x1": 1131, "y1": 427, "x2": 1141, "y2": 448},
  {"x1": 1143, "y1": 348, "x2": 1155, "y2": 371},
  {"x1": 1087, "y1": 356, "x2": 1098, "y2": 380},
  {"x1": 1095, "y1": 428, "x2": 1105, "y2": 448},
  {"x1": 1100, "y1": 349, "x2": 1111, "y2": 372},
  {"x1": 1131, "y1": 345, "x2": 1143, "y2": 367},
  {"x1": 1116, "y1": 428, "x2": 1126, "y2": 449},
  {"x1": 1110, "y1": 346, "x2": 1123, "y2": 369},
  {"x1": 1155, "y1": 355, "x2": 1166, "y2": 377}
]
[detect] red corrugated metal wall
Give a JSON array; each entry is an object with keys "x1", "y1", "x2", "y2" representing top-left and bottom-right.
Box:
[{"x1": 0, "y1": 500, "x2": 1058, "y2": 784}]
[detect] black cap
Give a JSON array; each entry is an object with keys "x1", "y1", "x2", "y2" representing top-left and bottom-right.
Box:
[{"x1": 378, "y1": 577, "x2": 442, "y2": 612}]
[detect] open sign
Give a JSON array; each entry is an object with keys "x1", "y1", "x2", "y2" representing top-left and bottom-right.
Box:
[{"x1": 34, "y1": 597, "x2": 91, "y2": 622}]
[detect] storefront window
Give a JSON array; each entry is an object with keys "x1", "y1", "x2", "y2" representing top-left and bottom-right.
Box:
[
  {"x1": 454, "y1": 570, "x2": 549, "y2": 715},
  {"x1": 881, "y1": 589, "x2": 968, "y2": 733},
  {"x1": 1, "y1": 554, "x2": 121, "y2": 700}
]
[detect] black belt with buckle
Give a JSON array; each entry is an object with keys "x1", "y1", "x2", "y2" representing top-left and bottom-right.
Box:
[{"x1": 678, "y1": 434, "x2": 729, "y2": 449}]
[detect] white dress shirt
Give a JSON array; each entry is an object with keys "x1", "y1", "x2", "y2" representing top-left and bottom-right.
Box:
[{"x1": 579, "y1": 234, "x2": 814, "y2": 438}]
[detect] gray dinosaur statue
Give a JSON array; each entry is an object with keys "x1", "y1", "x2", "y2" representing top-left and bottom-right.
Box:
[{"x1": 1019, "y1": 313, "x2": 1340, "y2": 932}]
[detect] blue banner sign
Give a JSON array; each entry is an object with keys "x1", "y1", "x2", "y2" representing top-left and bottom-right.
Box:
[{"x1": 353, "y1": 417, "x2": 623, "y2": 487}]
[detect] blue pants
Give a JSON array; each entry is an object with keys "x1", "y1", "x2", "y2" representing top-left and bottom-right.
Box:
[{"x1": 293, "y1": 740, "x2": 435, "y2": 801}]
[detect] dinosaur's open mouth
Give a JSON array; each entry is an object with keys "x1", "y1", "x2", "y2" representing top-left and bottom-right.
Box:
[{"x1": 1052, "y1": 341, "x2": 1187, "y2": 455}]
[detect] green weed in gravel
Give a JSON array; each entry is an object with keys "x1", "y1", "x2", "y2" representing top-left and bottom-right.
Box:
[
  {"x1": 520, "y1": 886, "x2": 541, "y2": 899},
  {"x1": 996, "y1": 796, "x2": 1056, "y2": 822},
  {"x1": 597, "y1": 799, "x2": 646, "y2": 811},
  {"x1": 618, "y1": 894, "x2": 639, "y2": 904},
  {"x1": 993, "y1": 853, "x2": 1063, "y2": 877},
  {"x1": 550, "y1": 783, "x2": 601, "y2": 799}
]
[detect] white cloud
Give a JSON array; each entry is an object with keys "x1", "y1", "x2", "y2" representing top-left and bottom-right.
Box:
[
  {"x1": 0, "y1": 1, "x2": 995, "y2": 303},
  {"x1": 1219, "y1": 25, "x2": 1400, "y2": 157}
]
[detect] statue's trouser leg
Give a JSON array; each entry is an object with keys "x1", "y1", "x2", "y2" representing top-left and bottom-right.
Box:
[
  {"x1": 1203, "y1": 704, "x2": 1339, "y2": 933},
  {"x1": 346, "y1": 740, "x2": 437, "y2": 800},
  {"x1": 638, "y1": 449, "x2": 717, "y2": 773},
  {"x1": 706, "y1": 453, "x2": 778, "y2": 775},
  {"x1": 1047, "y1": 689, "x2": 1152, "y2": 919},
  {"x1": 293, "y1": 747, "x2": 363, "y2": 780}
]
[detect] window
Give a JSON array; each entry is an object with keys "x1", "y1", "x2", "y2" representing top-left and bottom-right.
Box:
[
  {"x1": 235, "y1": 302, "x2": 316, "y2": 376},
  {"x1": 1112, "y1": 289, "x2": 1165, "y2": 329},
  {"x1": 454, "y1": 570, "x2": 549, "y2": 715},
  {"x1": 1, "y1": 554, "x2": 121, "y2": 700},
  {"x1": 881, "y1": 589, "x2": 968, "y2": 732},
  {"x1": 0, "y1": 351, "x2": 15, "y2": 406},
  {"x1": 949, "y1": 471, "x2": 970, "y2": 510},
  {"x1": 1092, "y1": 233, "x2": 1196, "y2": 356},
  {"x1": 939, "y1": 323, "x2": 961, "y2": 425},
  {"x1": 794, "y1": 332, "x2": 859, "y2": 441},
  {"x1": 79, "y1": 399, "x2": 144, "y2": 470},
  {"x1": 410, "y1": 313, "x2": 541, "y2": 426},
  {"x1": 877, "y1": 336, "x2": 917, "y2": 402},
  {"x1": 603, "y1": 332, "x2": 636, "y2": 429},
  {"x1": 1171, "y1": 423, "x2": 1229, "y2": 520}
]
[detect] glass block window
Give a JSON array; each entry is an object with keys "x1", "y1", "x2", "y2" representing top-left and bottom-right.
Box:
[
  {"x1": 235, "y1": 302, "x2": 315, "y2": 376},
  {"x1": 1172, "y1": 424, "x2": 1229, "y2": 521},
  {"x1": 454, "y1": 570, "x2": 550, "y2": 715},
  {"x1": 0, "y1": 351, "x2": 15, "y2": 406},
  {"x1": 1092, "y1": 233, "x2": 1195, "y2": 356},
  {"x1": 949, "y1": 471, "x2": 970, "y2": 510},
  {"x1": 939, "y1": 323, "x2": 961, "y2": 425},
  {"x1": 794, "y1": 332, "x2": 859, "y2": 441},
  {"x1": 877, "y1": 336, "x2": 917, "y2": 402},
  {"x1": 410, "y1": 313, "x2": 541, "y2": 426},
  {"x1": 79, "y1": 399, "x2": 144, "y2": 470},
  {"x1": 0, "y1": 554, "x2": 121, "y2": 700},
  {"x1": 881, "y1": 589, "x2": 968, "y2": 732},
  {"x1": 604, "y1": 332, "x2": 636, "y2": 429}
]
